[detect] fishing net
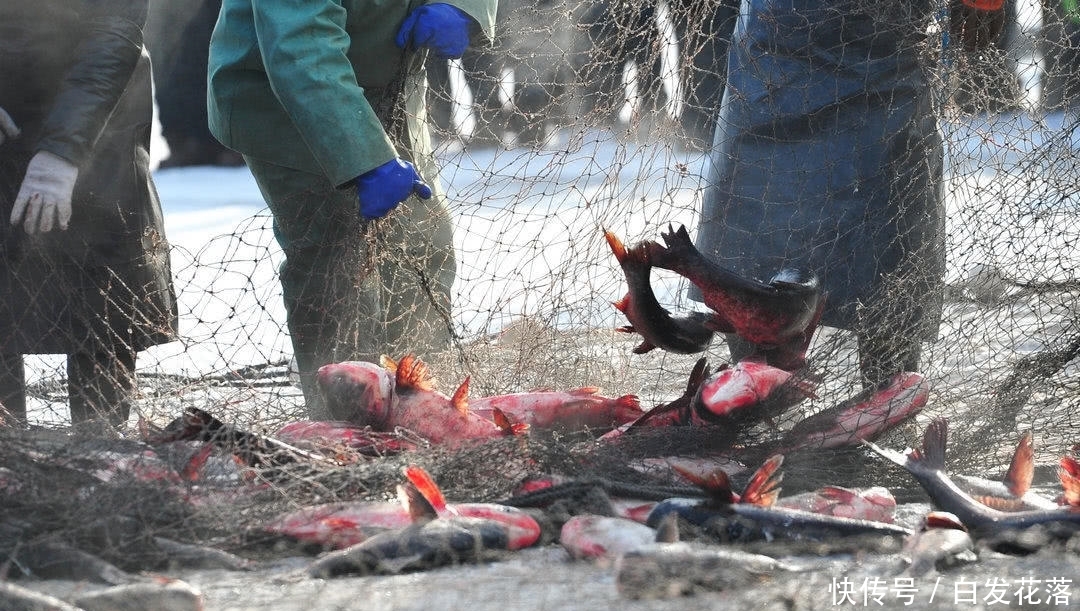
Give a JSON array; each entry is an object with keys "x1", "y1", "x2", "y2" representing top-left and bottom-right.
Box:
[{"x1": 3, "y1": 0, "x2": 1080, "y2": 582}]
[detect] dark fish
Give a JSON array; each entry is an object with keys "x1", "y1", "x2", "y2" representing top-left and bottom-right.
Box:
[
  {"x1": 864, "y1": 420, "x2": 1080, "y2": 538},
  {"x1": 923, "y1": 419, "x2": 1059, "y2": 511},
  {"x1": 307, "y1": 476, "x2": 511, "y2": 577},
  {"x1": 604, "y1": 229, "x2": 715, "y2": 354},
  {"x1": 646, "y1": 224, "x2": 822, "y2": 367},
  {"x1": 647, "y1": 455, "x2": 912, "y2": 542},
  {"x1": 602, "y1": 357, "x2": 710, "y2": 438}
]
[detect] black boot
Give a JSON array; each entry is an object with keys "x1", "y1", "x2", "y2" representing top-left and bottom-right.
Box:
[{"x1": 0, "y1": 353, "x2": 26, "y2": 425}]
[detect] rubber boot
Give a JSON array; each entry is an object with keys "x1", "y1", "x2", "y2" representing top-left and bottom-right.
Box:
[
  {"x1": 0, "y1": 353, "x2": 26, "y2": 425},
  {"x1": 857, "y1": 332, "x2": 921, "y2": 390},
  {"x1": 67, "y1": 348, "x2": 136, "y2": 427}
]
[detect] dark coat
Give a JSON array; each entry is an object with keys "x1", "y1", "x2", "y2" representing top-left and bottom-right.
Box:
[
  {"x1": 0, "y1": 0, "x2": 177, "y2": 355},
  {"x1": 696, "y1": 0, "x2": 946, "y2": 338}
]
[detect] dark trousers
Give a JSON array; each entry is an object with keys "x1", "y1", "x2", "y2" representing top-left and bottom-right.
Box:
[{"x1": 0, "y1": 349, "x2": 137, "y2": 426}]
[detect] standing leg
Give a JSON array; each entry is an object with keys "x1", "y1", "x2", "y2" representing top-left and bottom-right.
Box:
[
  {"x1": 0, "y1": 353, "x2": 26, "y2": 425},
  {"x1": 67, "y1": 347, "x2": 137, "y2": 426},
  {"x1": 246, "y1": 158, "x2": 382, "y2": 420},
  {"x1": 376, "y1": 192, "x2": 455, "y2": 361},
  {"x1": 857, "y1": 331, "x2": 921, "y2": 390}
]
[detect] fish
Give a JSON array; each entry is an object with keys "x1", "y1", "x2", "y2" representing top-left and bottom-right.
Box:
[
  {"x1": 603, "y1": 229, "x2": 715, "y2": 354},
  {"x1": 601, "y1": 357, "x2": 710, "y2": 440},
  {"x1": 319, "y1": 356, "x2": 525, "y2": 448},
  {"x1": 274, "y1": 420, "x2": 420, "y2": 457},
  {"x1": 645, "y1": 223, "x2": 822, "y2": 365},
  {"x1": 864, "y1": 421, "x2": 1080, "y2": 538},
  {"x1": 646, "y1": 455, "x2": 912, "y2": 542},
  {"x1": 319, "y1": 355, "x2": 638, "y2": 443},
  {"x1": 560, "y1": 515, "x2": 660, "y2": 559},
  {"x1": 776, "y1": 486, "x2": 897, "y2": 523},
  {"x1": 691, "y1": 357, "x2": 816, "y2": 426},
  {"x1": 306, "y1": 474, "x2": 513, "y2": 577},
  {"x1": 778, "y1": 371, "x2": 928, "y2": 453},
  {"x1": 268, "y1": 466, "x2": 541, "y2": 551},
  {"x1": 917, "y1": 419, "x2": 1059, "y2": 512},
  {"x1": 900, "y1": 511, "x2": 976, "y2": 577},
  {"x1": 469, "y1": 388, "x2": 642, "y2": 433}
]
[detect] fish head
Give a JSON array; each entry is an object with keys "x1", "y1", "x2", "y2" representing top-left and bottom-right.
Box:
[
  {"x1": 695, "y1": 360, "x2": 791, "y2": 420},
  {"x1": 317, "y1": 361, "x2": 395, "y2": 427}
]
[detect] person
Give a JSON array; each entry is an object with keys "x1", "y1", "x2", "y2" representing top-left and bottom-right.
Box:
[
  {"x1": 207, "y1": 0, "x2": 497, "y2": 419},
  {"x1": 694, "y1": 0, "x2": 1006, "y2": 388},
  {"x1": 0, "y1": 0, "x2": 179, "y2": 427},
  {"x1": 147, "y1": 0, "x2": 245, "y2": 168}
]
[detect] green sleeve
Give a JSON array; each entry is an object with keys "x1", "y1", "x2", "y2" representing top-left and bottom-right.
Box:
[{"x1": 252, "y1": 0, "x2": 397, "y2": 187}]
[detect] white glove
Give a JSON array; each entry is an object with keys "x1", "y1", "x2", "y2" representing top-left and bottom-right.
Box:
[
  {"x1": 11, "y1": 150, "x2": 79, "y2": 234},
  {"x1": 0, "y1": 107, "x2": 19, "y2": 146}
]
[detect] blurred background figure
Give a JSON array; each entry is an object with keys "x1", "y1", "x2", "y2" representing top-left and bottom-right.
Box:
[
  {"x1": 147, "y1": 0, "x2": 242, "y2": 168},
  {"x1": 0, "y1": 0, "x2": 179, "y2": 428}
]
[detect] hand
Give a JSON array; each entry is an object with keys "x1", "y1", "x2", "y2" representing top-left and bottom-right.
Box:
[
  {"x1": 356, "y1": 158, "x2": 432, "y2": 219},
  {"x1": 10, "y1": 151, "x2": 79, "y2": 233},
  {"x1": 395, "y1": 3, "x2": 474, "y2": 59},
  {"x1": 0, "y1": 106, "x2": 19, "y2": 147},
  {"x1": 950, "y1": 0, "x2": 1006, "y2": 51}
]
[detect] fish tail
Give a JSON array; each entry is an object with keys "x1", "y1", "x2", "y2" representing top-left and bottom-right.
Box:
[
  {"x1": 741, "y1": 454, "x2": 783, "y2": 507},
  {"x1": 1004, "y1": 430, "x2": 1034, "y2": 497},
  {"x1": 614, "y1": 394, "x2": 643, "y2": 416},
  {"x1": 403, "y1": 465, "x2": 448, "y2": 513},
  {"x1": 1059, "y1": 455, "x2": 1080, "y2": 507},
  {"x1": 603, "y1": 229, "x2": 627, "y2": 262},
  {"x1": 669, "y1": 462, "x2": 737, "y2": 504}
]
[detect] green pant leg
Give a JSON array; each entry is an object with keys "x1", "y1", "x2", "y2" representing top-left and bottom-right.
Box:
[
  {"x1": 245, "y1": 157, "x2": 383, "y2": 420},
  {"x1": 374, "y1": 190, "x2": 456, "y2": 361}
]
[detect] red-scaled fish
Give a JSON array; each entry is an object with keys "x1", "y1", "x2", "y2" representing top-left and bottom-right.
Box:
[
  {"x1": 274, "y1": 420, "x2": 420, "y2": 457},
  {"x1": 691, "y1": 357, "x2": 816, "y2": 426},
  {"x1": 318, "y1": 356, "x2": 524, "y2": 448},
  {"x1": 776, "y1": 486, "x2": 897, "y2": 524},
  {"x1": 864, "y1": 423, "x2": 1080, "y2": 539},
  {"x1": 645, "y1": 224, "x2": 822, "y2": 352},
  {"x1": 560, "y1": 515, "x2": 662, "y2": 560},
  {"x1": 470, "y1": 388, "x2": 642, "y2": 433},
  {"x1": 603, "y1": 229, "x2": 715, "y2": 354},
  {"x1": 778, "y1": 372, "x2": 928, "y2": 453},
  {"x1": 267, "y1": 465, "x2": 541, "y2": 551}
]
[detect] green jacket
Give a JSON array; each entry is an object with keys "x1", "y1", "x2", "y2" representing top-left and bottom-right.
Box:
[{"x1": 207, "y1": 0, "x2": 497, "y2": 188}]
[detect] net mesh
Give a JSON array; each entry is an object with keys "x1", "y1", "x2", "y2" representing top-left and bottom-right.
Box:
[{"x1": 3, "y1": 0, "x2": 1080, "y2": 573}]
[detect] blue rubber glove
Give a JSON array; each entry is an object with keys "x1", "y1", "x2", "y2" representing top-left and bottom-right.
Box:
[
  {"x1": 395, "y1": 3, "x2": 473, "y2": 59},
  {"x1": 356, "y1": 158, "x2": 432, "y2": 219}
]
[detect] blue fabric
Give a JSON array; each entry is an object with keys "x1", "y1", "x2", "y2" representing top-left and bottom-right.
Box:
[
  {"x1": 355, "y1": 158, "x2": 432, "y2": 219},
  {"x1": 395, "y1": 3, "x2": 473, "y2": 59},
  {"x1": 696, "y1": 0, "x2": 945, "y2": 337}
]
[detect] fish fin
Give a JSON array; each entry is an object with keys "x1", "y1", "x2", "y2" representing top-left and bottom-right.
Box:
[
  {"x1": 632, "y1": 340, "x2": 656, "y2": 354},
  {"x1": 1059, "y1": 455, "x2": 1080, "y2": 507},
  {"x1": 615, "y1": 394, "x2": 643, "y2": 414},
  {"x1": 398, "y1": 481, "x2": 439, "y2": 524},
  {"x1": 394, "y1": 355, "x2": 436, "y2": 392},
  {"x1": 452, "y1": 377, "x2": 471, "y2": 418},
  {"x1": 687, "y1": 357, "x2": 709, "y2": 392},
  {"x1": 569, "y1": 387, "x2": 601, "y2": 396},
  {"x1": 616, "y1": 324, "x2": 635, "y2": 334},
  {"x1": 912, "y1": 418, "x2": 948, "y2": 470},
  {"x1": 669, "y1": 462, "x2": 736, "y2": 504},
  {"x1": 613, "y1": 296, "x2": 631, "y2": 316},
  {"x1": 1003, "y1": 430, "x2": 1034, "y2": 497},
  {"x1": 492, "y1": 407, "x2": 530, "y2": 436},
  {"x1": 379, "y1": 354, "x2": 398, "y2": 373},
  {"x1": 403, "y1": 465, "x2": 448, "y2": 513},
  {"x1": 180, "y1": 444, "x2": 214, "y2": 481},
  {"x1": 816, "y1": 486, "x2": 857, "y2": 503},
  {"x1": 862, "y1": 439, "x2": 917, "y2": 471},
  {"x1": 741, "y1": 454, "x2": 784, "y2": 507},
  {"x1": 603, "y1": 229, "x2": 627, "y2": 262},
  {"x1": 653, "y1": 512, "x2": 680, "y2": 543},
  {"x1": 972, "y1": 494, "x2": 1027, "y2": 512},
  {"x1": 924, "y1": 511, "x2": 967, "y2": 532}
]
